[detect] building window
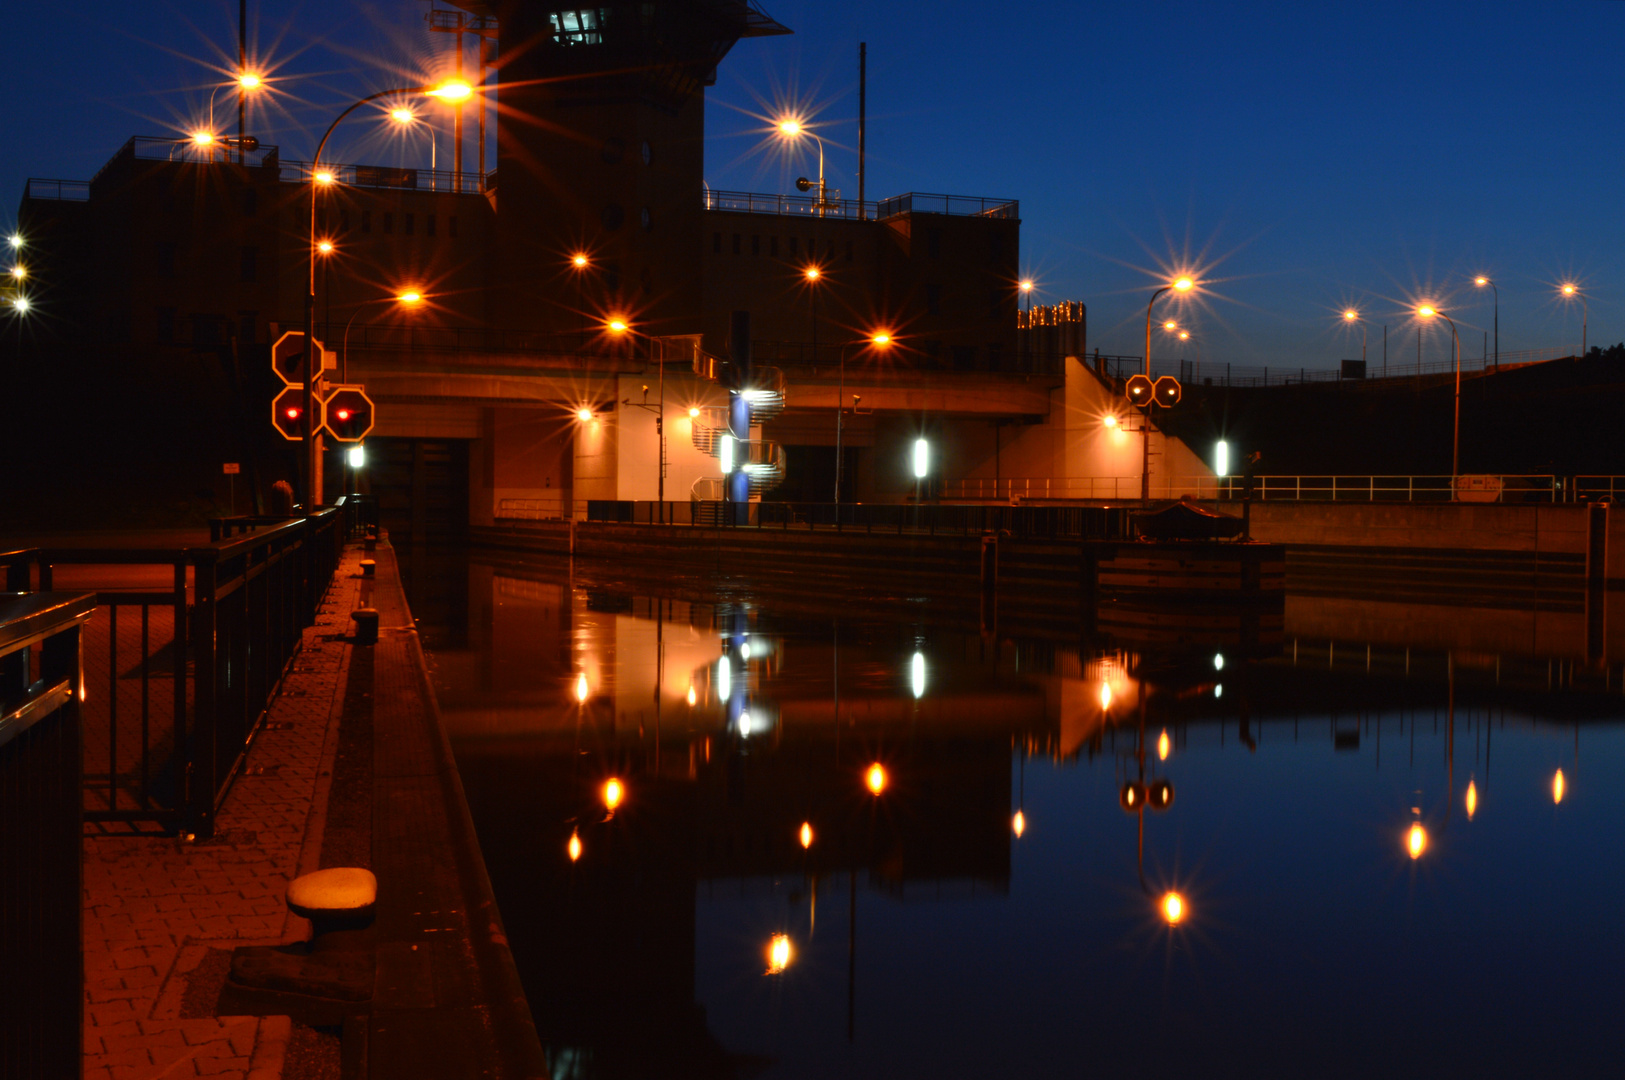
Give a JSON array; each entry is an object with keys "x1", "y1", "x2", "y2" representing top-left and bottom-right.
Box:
[
  {"x1": 362, "y1": 211, "x2": 372, "y2": 234},
  {"x1": 751, "y1": 235, "x2": 760, "y2": 256},
  {"x1": 769, "y1": 235, "x2": 779, "y2": 257},
  {"x1": 157, "y1": 242, "x2": 176, "y2": 279},
  {"x1": 788, "y1": 236, "x2": 798, "y2": 256},
  {"x1": 549, "y1": 8, "x2": 608, "y2": 45},
  {"x1": 404, "y1": 212, "x2": 415, "y2": 236},
  {"x1": 846, "y1": 240, "x2": 854, "y2": 263},
  {"x1": 732, "y1": 233, "x2": 741, "y2": 255},
  {"x1": 193, "y1": 315, "x2": 222, "y2": 347},
  {"x1": 713, "y1": 232, "x2": 721, "y2": 254},
  {"x1": 242, "y1": 188, "x2": 258, "y2": 217},
  {"x1": 240, "y1": 246, "x2": 258, "y2": 283},
  {"x1": 449, "y1": 215, "x2": 459, "y2": 238},
  {"x1": 928, "y1": 229, "x2": 941, "y2": 259},
  {"x1": 427, "y1": 214, "x2": 437, "y2": 237},
  {"x1": 383, "y1": 212, "x2": 394, "y2": 235},
  {"x1": 988, "y1": 289, "x2": 1003, "y2": 321},
  {"x1": 238, "y1": 311, "x2": 256, "y2": 346},
  {"x1": 926, "y1": 284, "x2": 942, "y2": 316},
  {"x1": 156, "y1": 307, "x2": 176, "y2": 342}
]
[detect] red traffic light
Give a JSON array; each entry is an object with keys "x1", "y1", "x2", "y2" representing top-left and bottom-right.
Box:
[
  {"x1": 321, "y1": 385, "x2": 375, "y2": 443},
  {"x1": 271, "y1": 385, "x2": 306, "y2": 441},
  {"x1": 1153, "y1": 375, "x2": 1182, "y2": 406},
  {"x1": 1125, "y1": 373, "x2": 1154, "y2": 404}
]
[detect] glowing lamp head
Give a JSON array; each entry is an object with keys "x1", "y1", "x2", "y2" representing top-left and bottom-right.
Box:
[
  {"x1": 284, "y1": 406, "x2": 300, "y2": 420},
  {"x1": 1179, "y1": 331, "x2": 1190, "y2": 341},
  {"x1": 1562, "y1": 284, "x2": 1577, "y2": 296},
  {"x1": 567, "y1": 831, "x2": 582, "y2": 862},
  {"x1": 1417, "y1": 305, "x2": 1436, "y2": 319},
  {"x1": 577, "y1": 407, "x2": 594, "y2": 422},
  {"x1": 191, "y1": 131, "x2": 215, "y2": 146},
  {"x1": 390, "y1": 107, "x2": 414, "y2": 124},
  {"x1": 607, "y1": 319, "x2": 628, "y2": 334},
  {"x1": 799, "y1": 822, "x2": 813, "y2": 849},
  {"x1": 574, "y1": 671, "x2": 589, "y2": 702},
  {"x1": 777, "y1": 119, "x2": 803, "y2": 137},
  {"x1": 871, "y1": 332, "x2": 891, "y2": 347},
  {"x1": 804, "y1": 266, "x2": 820, "y2": 282},
  {"x1": 347, "y1": 444, "x2": 365, "y2": 469},
  {"x1": 317, "y1": 241, "x2": 334, "y2": 254},
  {"x1": 427, "y1": 80, "x2": 473, "y2": 101},
  {"x1": 865, "y1": 762, "x2": 888, "y2": 795},
  {"x1": 1164, "y1": 320, "x2": 1177, "y2": 332},
  {"x1": 8, "y1": 234, "x2": 22, "y2": 249},
  {"x1": 1099, "y1": 682, "x2": 1113, "y2": 710},
  {"x1": 1103, "y1": 414, "x2": 1117, "y2": 428},
  {"x1": 1161, "y1": 891, "x2": 1186, "y2": 925},
  {"x1": 314, "y1": 170, "x2": 335, "y2": 185},
  {"x1": 1407, "y1": 822, "x2": 1428, "y2": 860},
  {"x1": 397, "y1": 291, "x2": 423, "y2": 305},
  {"x1": 1344, "y1": 309, "x2": 1358, "y2": 321},
  {"x1": 335, "y1": 408, "x2": 351, "y2": 421},
  {"x1": 1173, "y1": 277, "x2": 1194, "y2": 292},
  {"x1": 1474, "y1": 277, "x2": 1488, "y2": 287},
  {"x1": 238, "y1": 72, "x2": 262, "y2": 90},
  {"x1": 10, "y1": 266, "x2": 23, "y2": 280},
  {"x1": 766, "y1": 933, "x2": 793, "y2": 974},
  {"x1": 602, "y1": 778, "x2": 625, "y2": 812},
  {"x1": 688, "y1": 406, "x2": 701, "y2": 419},
  {"x1": 571, "y1": 253, "x2": 588, "y2": 268},
  {"x1": 1019, "y1": 279, "x2": 1034, "y2": 293},
  {"x1": 11, "y1": 296, "x2": 30, "y2": 313}
]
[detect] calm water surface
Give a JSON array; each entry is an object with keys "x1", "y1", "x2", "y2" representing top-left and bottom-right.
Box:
[{"x1": 402, "y1": 549, "x2": 1625, "y2": 1079}]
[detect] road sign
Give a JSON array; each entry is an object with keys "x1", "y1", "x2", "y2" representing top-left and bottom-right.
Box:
[
  {"x1": 321, "y1": 385, "x2": 375, "y2": 443},
  {"x1": 222, "y1": 463, "x2": 240, "y2": 475},
  {"x1": 271, "y1": 331, "x2": 334, "y2": 385},
  {"x1": 271, "y1": 385, "x2": 306, "y2": 441}
]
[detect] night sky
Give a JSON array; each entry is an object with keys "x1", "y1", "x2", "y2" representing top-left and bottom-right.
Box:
[{"x1": 5, "y1": 0, "x2": 1620, "y2": 367}]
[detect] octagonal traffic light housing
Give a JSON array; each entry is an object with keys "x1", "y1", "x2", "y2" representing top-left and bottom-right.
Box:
[
  {"x1": 271, "y1": 385, "x2": 306, "y2": 441},
  {"x1": 271, "y1": 330, "x2": 333, "y2": 385},
  {"x1": 1125, "y1": 373, "x2": 1154, "y2": 405},
  {"x1": 321, "y1": 385, "x2": 375, "y2": 443},
  {"x1": 1153, "y1": 375, "x2": 1182, "y2": 407}
]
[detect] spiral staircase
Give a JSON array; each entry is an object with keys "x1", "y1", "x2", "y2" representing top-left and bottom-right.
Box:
[{"x1": 686, "y1": 347, "x2": 788, "y2": 498}]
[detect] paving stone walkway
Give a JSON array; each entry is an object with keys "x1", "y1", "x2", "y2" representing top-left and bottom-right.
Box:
[{"x1": 81, "y1": 545, "x2": 369, "y2": 1080}]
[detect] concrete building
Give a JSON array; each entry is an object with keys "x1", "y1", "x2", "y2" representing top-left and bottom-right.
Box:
[{"x1": 11, "y1": 0, "x2": 1210, "y2": 534}]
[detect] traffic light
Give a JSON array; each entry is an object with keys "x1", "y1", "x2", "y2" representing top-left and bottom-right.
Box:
[
  {"x1": 1125, "y1": 373, "x2": 1154, "y2": 405},
  {"x1": 271, "y1": 331, "x2": 333, "y2": 385},
  {"x1": 321, "y1": 385, "x2": 375, "y2": 443},
  {"x1": 271, "y1": 385, "x2": 306, "y2": 441},
  {"x1": 1153, "y1": 375, "x2": 1182, "y2": 407}
]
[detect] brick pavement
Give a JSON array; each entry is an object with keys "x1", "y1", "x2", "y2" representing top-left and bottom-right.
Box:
[{"x1": 81, "y1": 544, "x2": 370, "y2": 1080}]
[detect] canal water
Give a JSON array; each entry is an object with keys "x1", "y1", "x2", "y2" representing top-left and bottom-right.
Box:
[{"x1": 402, "y1": 548, "x2": 1625, "y2": 1079}]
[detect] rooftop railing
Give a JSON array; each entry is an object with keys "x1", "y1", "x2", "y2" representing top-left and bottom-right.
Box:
[
  {"x1": 704, "y1": 189, "x2": 1018, "y2": 221},
  {"x1": 22, "y1": 179, "x2": 90, "y2": 202},
  {"x1": 1091, "y1": 349, "x2": 1575, "y2": 388}
]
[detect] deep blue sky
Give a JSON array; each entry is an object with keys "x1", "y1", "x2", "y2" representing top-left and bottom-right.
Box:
[{"x1": 5, "y1": 0, "x2": 1620, "y2": 366}]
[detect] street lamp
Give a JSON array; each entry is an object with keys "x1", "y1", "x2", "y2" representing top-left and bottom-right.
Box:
[
  {"x1": 1141, "y1": 277, "x2": 1194, "y2": 500},
  {"x1": 778, "y1": 119, "x2": 838, "y2": 216},
  {"x1": 1473, "y1": 277, "x2": 1498, "y2": 370},
  {"x1": 836, "y1": 333, "x2": 892, "y2": 505},
  {"x1": 302, "y1": 79, "x2": 475, "y2": 506},
  {"x1": 1560, "y1": 283, "x2": 1588, "y2": 359},
  {"x1": 1343, "y1": 309, "x2": 1366, "y2": 371},
  {"x1": 612, "y1": 319, "x2": 673, "y2": 516},
  {"x1": 1417, "y1": 304, "x2": 1463, "y2": 481},
  {"x1": 804, "y1": 264, "x2": 823, "y2": 367},
  {"x1": 343, "y1": 291, "x2": 423, "y2": 382},
  {"x1": 568, "y1": 253, "x2": 593, "y2": 337}
]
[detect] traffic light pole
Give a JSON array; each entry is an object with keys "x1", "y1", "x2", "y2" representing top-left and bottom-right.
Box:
[
  {"x1": 305, "y1": 88, "x2": 415, "y2": 509},
  {"x1": 1141, "y1": 285, "x2": 1173, "y2": 503}
]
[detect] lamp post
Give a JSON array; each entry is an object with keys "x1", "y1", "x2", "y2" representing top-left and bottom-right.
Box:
[
  {"x1": 1561, "y1": 283, "x2": 1588, "y2": 359},
  {"x1": 1343, "y1": 309, "x2": 1366, "y2": 372},
  {"x1": 804, "y1": 265, "x2": 822, "y2": 368},
  {"x1": 1474, "y1": 277, "x2": 1498, "y2": 370},
  {"x1": 778, "y1": 120, "x2": 838, "y2": 216},
  {"x1": 610, "y1": 318, "x2": 669, "y2": 517},
  {"x1": 343, "y1": 291, "x2": 423, "y2": 383},
  {"x1": 1141, "y1": 277, "x2": 1194, "y2": 501},
  {"x1": 302, "y1": 80, "x2": 472, "y2": 506},
  {"x1": 1418, "y1": 305, "x2": 1462, "y2": 482},
  {"x1": 570, "y1": 253, "x2": 593, "y2": 340},
  {"x1": 836, "y1": 333, "x2": 891, "y2": 506}
]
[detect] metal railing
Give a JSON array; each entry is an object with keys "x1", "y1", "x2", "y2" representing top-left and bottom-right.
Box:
[
  {"x1": 280, "y1": 158, "x2": 487, "y2": 194},
  {"x1": 317, "y1": 321, "x2": 635, "y2": 358},
  {"x1": 572, "y1": 500, "x2": 1132, "y2": 539},
  {"x1": 23, "y1": 178, "x2": 90, "y2": 202},
  {"x1": 943, "y1": 475, "x2": 1569, "y2": 504},
  {"x1": 1, "y1": 591, "x2": 95, "y2": 1078},
  {"x1": 747, "y1": 339, "x2": 1066, "y2": 376},
  {"x1": 0, "y1": 505, "x2": 347, "y2": 838},
  {"x1": 703, "y1": 189, "x2": 1018, "y2": 222},
  {"x1": 1097, "y1": 350, "x2": 1574, "y2": 388}
]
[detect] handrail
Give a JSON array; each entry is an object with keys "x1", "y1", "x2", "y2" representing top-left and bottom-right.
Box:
[
  {"x1": 703, "y1": 189, "x2": 1018, "y2": 221},
  {"x1": 940, "y1": 475, "x2": 1571, "y2": 504}
]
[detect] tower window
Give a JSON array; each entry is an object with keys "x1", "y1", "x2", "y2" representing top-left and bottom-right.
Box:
[{"x1": 550, "y1": 8, "x2": 608, "y2": 45}]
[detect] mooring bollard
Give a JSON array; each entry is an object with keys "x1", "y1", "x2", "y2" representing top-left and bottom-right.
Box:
[
  {"x1": 359, "y1": 559, "x2": 376, "y2": 578},
  {"x1": 364, "y1": 525, "x2": 377, "y2": 554},
  {"x1": 352, "y1": 608, "x2": 379, "y2": 646}
]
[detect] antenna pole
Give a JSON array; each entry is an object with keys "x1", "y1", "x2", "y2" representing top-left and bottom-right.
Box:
[{"x1": 857, "y1": 43, "x2": 866, "y2": 210}]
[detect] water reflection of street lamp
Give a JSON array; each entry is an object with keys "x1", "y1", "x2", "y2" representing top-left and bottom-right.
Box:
[
  {"x1": 800, "y1": 822, "x2": 814, "y2": 849},
  {"x1": 1552, "y1": 768, "x2": 1566, "y2": 804},
  {"x1": 1465, "y1": 778, "x2": 1478, "y2": 820},
  {"x1": 766, "y1": 933, "x2": 793, "y2": 974},
  {"x1": 567, "y1": 830, "x2": 582, "y2": 862},
  {"x1": 1407, "y1": 821, "x2": 1428, "y2": 860},
  {"x1": 1160, "y1": 891, "x2": 1186, "y2": 926},
  {"x1": 864, "y1": 762, "x2": 888, "y2": 795},
  {"x1": 602, "y1": 778, "x2": 625, "y2": 815}
]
